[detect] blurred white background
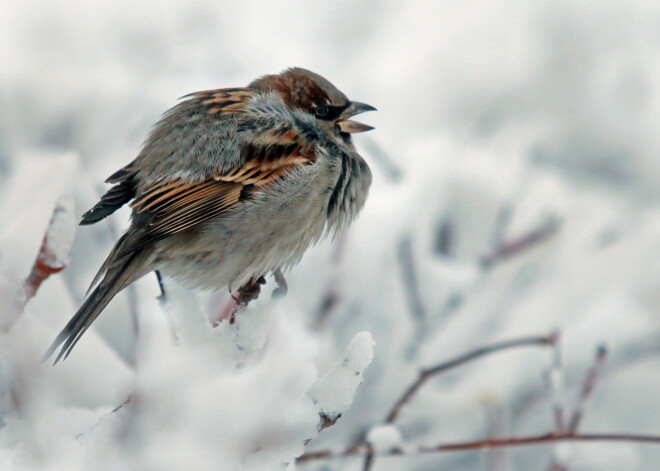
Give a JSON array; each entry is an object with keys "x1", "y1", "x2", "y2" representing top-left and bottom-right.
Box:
[{"x1": 2, "y1": 1, "x2": 660, "y2": 470}]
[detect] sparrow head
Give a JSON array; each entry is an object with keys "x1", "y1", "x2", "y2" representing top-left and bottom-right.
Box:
[{"x1": 249, "y1": 67, "x2": 376, "y2": 135}]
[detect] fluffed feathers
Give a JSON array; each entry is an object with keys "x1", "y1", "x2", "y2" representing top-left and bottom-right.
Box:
[{"x1": 46, "y1": 67, "x2": 375, "y2": 361}]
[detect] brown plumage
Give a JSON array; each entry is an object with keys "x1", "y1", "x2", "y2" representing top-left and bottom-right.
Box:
[{"x1": 46, "y1": 67, "x2": 375, "y2": 363}]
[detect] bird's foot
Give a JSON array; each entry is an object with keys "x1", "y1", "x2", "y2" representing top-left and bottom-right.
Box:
[
  {"x1": 233, "y1": 276, "x2": 266, "y2": 305},
  {"x1": 215, "y1": 272, "x2": 285, "y2": 326},
  {"x1": 227, "y1": 276, "x2": 266, "y2": 324}
]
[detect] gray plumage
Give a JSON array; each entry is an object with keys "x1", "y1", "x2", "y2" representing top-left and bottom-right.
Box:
[{"x1": 46, "y1": 68, "x2": 374, "y2": 363}]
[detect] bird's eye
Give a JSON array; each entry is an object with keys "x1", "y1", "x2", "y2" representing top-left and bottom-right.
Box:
[{"x1": 314, "y1": 103, "x2": 330, "y2": 118}]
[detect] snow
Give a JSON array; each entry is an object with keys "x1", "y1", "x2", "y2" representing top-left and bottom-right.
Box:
[
  {"x1": 2, "y1": 1, "x2": 660, "y2": 470},
  {"x1": 0, "y1": 152, "x2": 79, "y2": 280},
  {"x1": 41, "y1": 195, "x2": 76, "y2": 269},
  {"x1": 309, "y1": 331, "x2": 375, "y2": 422},
  {"x1": 366, "y1": 425, "x2": 403, "y2": 453}
]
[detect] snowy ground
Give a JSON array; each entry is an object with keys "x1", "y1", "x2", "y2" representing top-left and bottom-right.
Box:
[{"x1": 2, "y1": 1, "x2": 660, "y2": 470}]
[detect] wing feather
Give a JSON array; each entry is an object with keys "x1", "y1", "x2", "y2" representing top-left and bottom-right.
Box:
[{"x1": 89, "y1": 90, "x2": 317, "y2": 261}]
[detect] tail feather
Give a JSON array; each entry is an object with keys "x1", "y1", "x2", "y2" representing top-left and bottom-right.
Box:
[
  {"x1": 44, "y1": 248, "x2": 151, "y2": 363},
  {"x1": 86, "y1": 233, "x2": 129, "y2": 296}
]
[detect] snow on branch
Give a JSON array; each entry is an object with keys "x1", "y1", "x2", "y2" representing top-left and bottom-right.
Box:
[
  {"x1": 2, "y1": 195, "x2": 76, "y2": 331},
  {"x1": 298, "y1": 333, "x2": 660, "y2": 468},
  {"x1": 309, "y1": 331, "x2": 375, "y2": 430},
  {"x1": 21, "y1": 195, "x2": 75, "y2": 305}
]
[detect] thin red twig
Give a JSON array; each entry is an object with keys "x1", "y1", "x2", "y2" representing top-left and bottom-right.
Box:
[
  {"x1": 361, "y1": 446, "x2": 375, "y2": 471},
  {"x1": 544, "y1": 331, "x2": 568, "y2": 470},
  {"x1": 481, "y1": 218, "x2": 560, "y2": 268},
  {"x1": 315, "y1": 232, "x2": 349, "y2": 325},
  {"x1": 486, "y1": 406, "x2": 509, "y2": 471},
  {"x1": 545, "y1": 331, "x2": 567, "y2": 433},
  {"x1": 21, "y1": 203, "x2": 73, "y2": 304},
  {"x1": 385, "y1": 332, "x2": 557, "y2": 423},
  {"x1": 569, "y1": 345, "x2": 608, "y2": 432},
  {"x1": 397, "y1": 235, "x2": 427, "y2": 325},
  {"x1": 360, "y1": 136, "x2": 403, "y2": 183},
  {"x1": 545, "y1": 344, "x2": 609, "y2": 470},
  {"x1": 298, "y1": 432, "x2": 660, "y2": 463}
]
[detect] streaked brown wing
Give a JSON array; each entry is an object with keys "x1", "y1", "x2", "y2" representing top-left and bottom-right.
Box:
[
  {"x1": 117, "y1": 138, "x2": 316, "y2": 257},
  {"x1": 79, "y1": 88, "x2": 254, "y2": 227},
  {"x1": 116, "y1": 180, "x2": 242, "y2": 257},
  {"x1": 187, "y1": 88, "x2": 255, "y2": 115}
]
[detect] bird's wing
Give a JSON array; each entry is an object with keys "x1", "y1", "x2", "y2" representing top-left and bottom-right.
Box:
[
  {"x1": 79, "y1": 164, "x2": 138, "y2": 225},
  {"x1": 79, "y1": 87, "x2": 261, "y2": 226},
  {"x1": 117, "y1": 141, "x2": 314, "y2": 257},
  {"x1": 101, "y1": 94, "x2": 316, "y2": 257}
]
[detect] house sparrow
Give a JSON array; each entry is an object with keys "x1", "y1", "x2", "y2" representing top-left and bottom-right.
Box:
[{"x1": 45, "y1": 67, "x2": 375, "y2": 363}]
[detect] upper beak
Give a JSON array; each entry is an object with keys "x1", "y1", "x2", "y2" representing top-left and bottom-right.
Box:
[{"x1": 337, "y1": 101, "x2": 377, "y2": 134}]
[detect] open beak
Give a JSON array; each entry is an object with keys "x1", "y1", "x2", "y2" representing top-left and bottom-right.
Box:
[{"x1": 337, "y1": 101, "x2": 377, "y2": 134}]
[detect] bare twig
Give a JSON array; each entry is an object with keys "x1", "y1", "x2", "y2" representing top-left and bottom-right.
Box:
[
  {"x1": 513, "y1": 344, "x2": 610, "y2": 430},
  {"x1": 544, "y1": 331, "x2": 568, "y2": 470},
  {"x1": 385, "y1": 332, "x2": 557, "y2": 424},
  {"x1": 545, "y1": 345, "x2": 608, "y2": 470},
  {"x1": 298, "y1": 432, "x2": 660, "y2": 464},
  {"x1": 486, "y1": 406, "x2": 509, "y2": 471},
  {"x1": 434, "y1": 216, "x2": 455, "y2": 257},
  {"x1": 569, "y1": 345, "x2": 608, "y2": 432},
  {"x1": 489, "y1": 202, "x2": 516, "y2": 251},
  {"x1": 420, "y1": 432, "x2": 660, "y2": 452},
  {"x1": 300, "y1": 335, "x2": 648, "y2": 469},
  {"x1": 315, "y1": 232, "x2": 349, "y2": 325},
  {"x1": 361, "y1": 136, "x2": 403, "y2": 183},
  {"x1": 545, "y1": 331, "x2": 567, "y2": 433},
  {"x1": 76, "y1": 395, "x2": 132, "y2": 439},
  {"x1": 397, "y1": 235, "x2": 427, "y2": 326},
  {"x1": 481, "y1": 218, "x2": 560, "y2": 268},
  {"x1": 361, "y1": 445, "x2": 375, "y2": 471},
  {"x1": 423, "y1": 218, "x2": 560, "y2": 350}
]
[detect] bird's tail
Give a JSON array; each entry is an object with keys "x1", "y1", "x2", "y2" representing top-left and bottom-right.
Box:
[{"x1": 44, "y1": 247, "x2": 152, "y2": 364}]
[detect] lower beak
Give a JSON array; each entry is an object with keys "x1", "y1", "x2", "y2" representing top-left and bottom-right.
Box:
[{"x1": 337, "y1": 101, "x2": 376, "y2": 134}]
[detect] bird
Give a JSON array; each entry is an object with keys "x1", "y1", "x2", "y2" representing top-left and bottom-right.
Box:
[{"x1": 45, "y1": 67, "x2": 375, "y2": 363}]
